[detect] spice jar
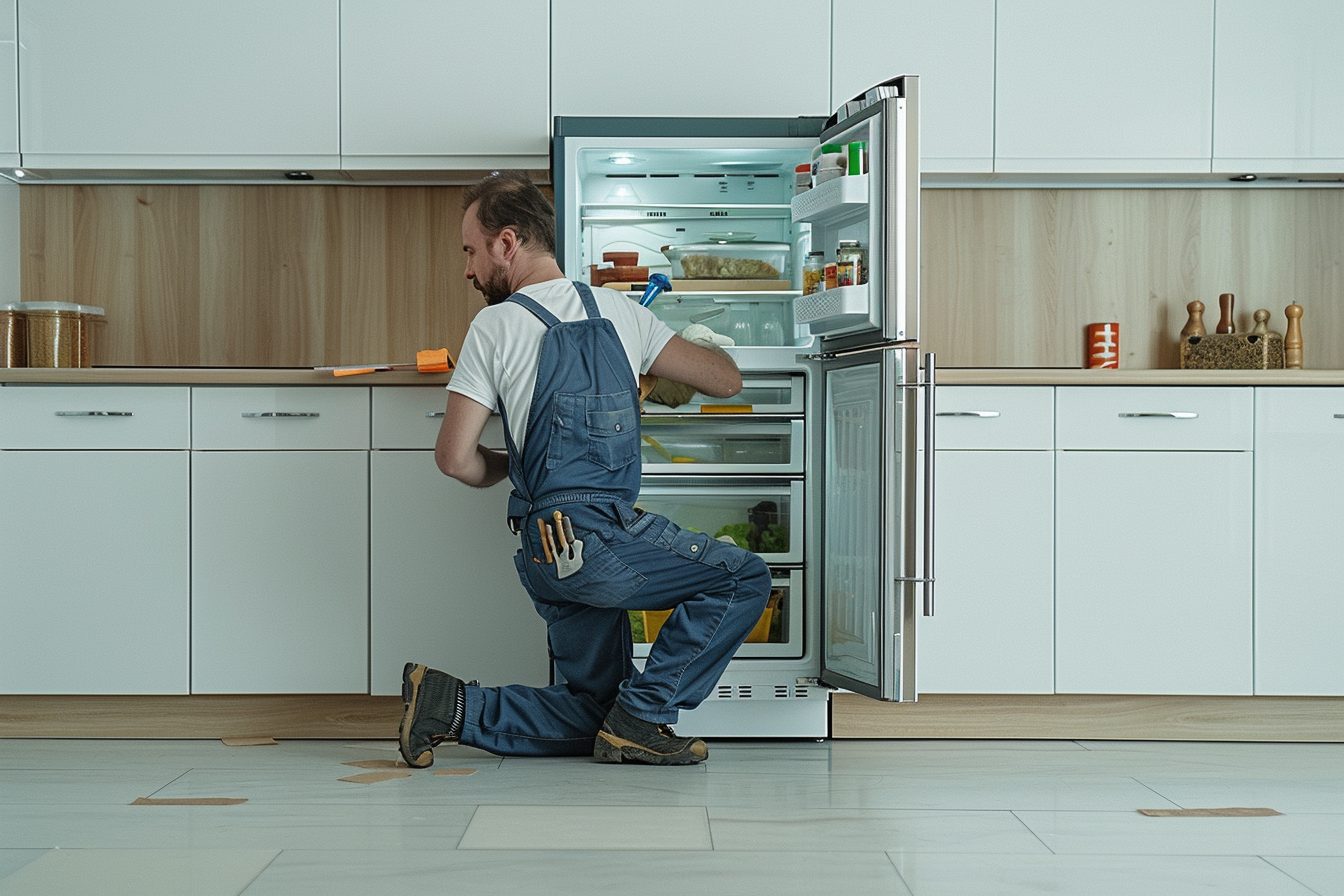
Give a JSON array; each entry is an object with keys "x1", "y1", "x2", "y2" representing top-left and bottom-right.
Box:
[
  {"x1": 823, "y1": 262, "x2": 838, "y2": 291},
  {"x1": 0, "y1": 303, "x2": 26, "y2": 368},
  {"x1": 837, "y1": 239, "x2": 868, "y2": 286},
  {"x1": 801, "y1": 251, "x2": 825, "y2": 295}
]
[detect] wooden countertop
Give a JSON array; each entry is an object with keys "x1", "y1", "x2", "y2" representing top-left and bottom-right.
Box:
[{"x1": 4, "y1": 367, "x2": 1344, "y2": 386}]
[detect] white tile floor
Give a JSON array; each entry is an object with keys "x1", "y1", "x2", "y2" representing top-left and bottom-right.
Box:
[{"x1": 1, "y1": 737, "x2": 1342, "y2": 895}]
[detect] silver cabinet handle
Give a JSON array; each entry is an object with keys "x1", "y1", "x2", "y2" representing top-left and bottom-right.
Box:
[
  {"x1": 1118, "y1": 412, "x2": 1198, "y2": 419},
  {"x1": 241, "y1": 411, "x2": 320, "y2": 418},
  {"x1": 935, "y1": 410, "x2": 999, "y2": 418},
  {"x1": 1334, "y1": 414, "x2": 1344, "y2": 419},
  {"x1": 425, "y1": 411, "x2": 445, "y2": 418},
  {"x1": 54, "y1": 410, "x2": 133, "y2": 417}
]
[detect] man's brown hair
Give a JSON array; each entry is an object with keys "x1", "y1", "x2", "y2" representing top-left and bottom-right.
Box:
[{"x1": 462, "y1": 170, "x2": 556, "y2": 257}]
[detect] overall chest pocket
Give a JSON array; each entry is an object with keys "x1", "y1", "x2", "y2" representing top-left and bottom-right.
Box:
[{"x1": 549, "y1": 391, "x2": 638, "y2": 472}]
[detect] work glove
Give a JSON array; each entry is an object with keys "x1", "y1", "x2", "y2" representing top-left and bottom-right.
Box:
[{"x1": 640, "y1": 325, "x2": 736, "y2": 408}]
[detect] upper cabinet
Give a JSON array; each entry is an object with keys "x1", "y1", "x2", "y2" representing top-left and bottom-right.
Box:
[
  {"x1": 551, "y1": 0, "x2": 831, "y2": 119},
  {"x1": 0, "y1": 0, "x2": 15, "y2": 167},
  {"x1": 994, "y1": 0, "x2": 1214, "y2": 174},
  {"x1": 831, "y1": 0, "x2": 994, "y2": 174},
  {"x1": 18, "y1": 0, "x2": 339, "y2": 172},
  {"x1": 341, "y1": 0, "x2": 549, "y2": 172},
  {"x1": 1214, "y1": 0, "x2": 1344, "y2": 174}
]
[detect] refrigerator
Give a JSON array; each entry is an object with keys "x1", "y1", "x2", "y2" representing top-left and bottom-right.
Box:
[{"x1": 551, "y1": 75, "x2": 933, "y2": 737}]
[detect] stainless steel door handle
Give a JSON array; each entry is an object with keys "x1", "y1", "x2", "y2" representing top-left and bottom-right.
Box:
[
  {"x1": 935, "y1": 410, "x2": 999, "y2": 418},
  {"x1": 1118, "y1": 412, "x2": 1198, "y2": 419},
  {"x1": 241, "y1": 412, "x2": 320, "y2": 418},
  {"x1": 922, "y1": 352, "x2": 936, "y2": 617},
  {"x1": 54, "y1": 411, "x2": 133, "y2": 417}
]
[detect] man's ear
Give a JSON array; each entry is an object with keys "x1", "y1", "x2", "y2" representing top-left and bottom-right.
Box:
[{"x1": 495, "y1": 226, "x2": 521, "y2": 261}]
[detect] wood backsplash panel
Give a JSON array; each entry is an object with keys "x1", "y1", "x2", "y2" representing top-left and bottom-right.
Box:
[
  {"x1": 922, "y1": 188, "x2": 1344, "y2": 368},
  {"x1": 21, "y1": 184, "x2": 481, "y2": 367},
  {"x1": 20, "y1": 184, "x2": 1344, "y2": 369}
]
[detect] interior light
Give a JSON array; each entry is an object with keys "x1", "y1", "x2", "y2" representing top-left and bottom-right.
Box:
[
  {"x1": 12, "y1": 169, "x2": 24, "y2": 178},
  {"x1": 607, "y1": 154, "x2": 643, "y2": 166}
]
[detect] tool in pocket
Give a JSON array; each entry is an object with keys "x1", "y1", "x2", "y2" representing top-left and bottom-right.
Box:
[{"x1": 550, "y1": 510, "x2": 585, "y2": 579}]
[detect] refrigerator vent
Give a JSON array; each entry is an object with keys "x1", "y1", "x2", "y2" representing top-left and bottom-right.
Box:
[
  {"x1": 714, "y1": 685, "x2": 757, "y2": 700},
  {"x1": 774, "y1": 685, "x2": 790, "y2": 699}
]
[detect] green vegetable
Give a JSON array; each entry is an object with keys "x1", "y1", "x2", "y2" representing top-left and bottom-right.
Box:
[
  {"x1": 757, "y1": 523, "x2": 790, "y2": 554},
  {"x1": 713, "y1": 523, "x2": 751, "y2": 549}
]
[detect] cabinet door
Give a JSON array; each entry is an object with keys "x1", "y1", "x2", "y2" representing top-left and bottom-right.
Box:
[
  {"x1": 369, "y1": 452, "x2": 550, "y2": 695},
  {"x1": 0, "y1": 451, "x2": 189, "y2": 694},
  {"x1": 831, "y1": 0, "x2": 993, "y2": 173},
  {"x1": 995, "y1": 0, "x2": 1214, "y2": 174},
  {"x1": 0, "y1": 0, "x2": 15, "y2": 165},
  {"x1": 551, "y1": 0, "x2": 831, "y2": 118},
  {"x1": 18, "y1": 0, "x2": 339, "y2": 169},
  {"x1": 341, "y1": 0, "x2": 549, "y2": 170},
  {"x1": 919, "y1": 450, "x2": 1054, "y2": 694},
  {"x1": 1214, "y1": 0, "x2": 1344, "y2": 173},
  {"x1": 1056, "y1": 450, "x2": 1252, "y2": 694},
  {"x1": 1254, "y1": 389, "x2": 1344, "y2": 695},
  {"x1": 191, "y1": 451, "x2": 368, "y2": 693}
]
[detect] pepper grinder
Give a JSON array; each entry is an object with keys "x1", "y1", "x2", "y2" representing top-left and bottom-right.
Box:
[
  {"x1": 1250, "y1": 308, "x2": 1271, "y2": 336},
  {"x1": 1180, "y1": 300, "x2": 1206, "y2": 339},
  {"x1": 1285, "y1": 302, "x2": 1304, "y2": 368},
  {"x1": 1217, "y1": 292, "x2": 1236, "y2": 334}
]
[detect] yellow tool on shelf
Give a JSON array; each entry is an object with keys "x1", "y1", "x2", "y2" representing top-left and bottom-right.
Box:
[{"x1": 316, "y1": 348, "x2": 454, "y2": 377}]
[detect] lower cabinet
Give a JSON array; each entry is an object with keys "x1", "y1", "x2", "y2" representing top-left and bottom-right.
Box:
[{"x1": 368, "y1": 386, "x2": 549, "y2": 696}]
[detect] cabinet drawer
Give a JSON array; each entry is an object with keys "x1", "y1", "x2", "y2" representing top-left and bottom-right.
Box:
[
  {"x1": 1056, "y1": 387, "x2": 1252, "y2": 450},
  {"x1": 934, "y1": 386, "x2": 1053, "y2": 450},
  {"x1": 0, "y1": 385, "x2": 190, "y2": 449},
  {"x1": 1256, "y1": 387, "x2": 1344, "y2": 438},
  {"x1": 641, "y1": 417, "x2": 804, "y2": 473},
  {"x1": 372, "y1": 385, "x2": 505, "y2": 450},
  {"x1": 192, "y1": 387, "x2": 369, "y2": 450}
]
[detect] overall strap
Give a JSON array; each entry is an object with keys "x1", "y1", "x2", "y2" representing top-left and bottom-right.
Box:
[
  {"x1": 506, "y1": 291, "x2": 561, "y2": 328},
  {"x1": 572, "y1": 281, "x2": 603, "y2": 320}
]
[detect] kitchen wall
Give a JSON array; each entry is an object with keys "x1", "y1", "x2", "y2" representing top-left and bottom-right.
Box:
[{"x1": 19, "y1": 185, "x2": 1344, "y2": 369}]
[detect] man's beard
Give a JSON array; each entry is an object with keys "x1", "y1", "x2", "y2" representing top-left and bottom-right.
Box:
[{"x1": 472, "y1": 264, "x2": 513, "y2": 306}]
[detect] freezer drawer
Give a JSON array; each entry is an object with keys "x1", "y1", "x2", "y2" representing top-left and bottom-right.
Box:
[
  {"x1": 642, "y1": 374, "x2": 804, "y2": 415},
  {"x1": 640, "y1": 417, "x2": 803, "y2": 474},
  {"x1": 635, "y1": 479, "x2": 804, "y2": 565},
  {"x1": 631, "y1": 567, "x2": 804, "y2": 659}
]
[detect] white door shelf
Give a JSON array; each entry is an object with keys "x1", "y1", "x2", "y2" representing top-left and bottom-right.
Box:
[
  {"x1": 795, "y1": 283, "x2": 871, "y2": 329},
  {"x1": 792, "y1": 175, "x2": 870, "y2": 224}
]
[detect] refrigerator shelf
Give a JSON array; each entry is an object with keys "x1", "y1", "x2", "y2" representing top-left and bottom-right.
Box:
[
  {"x1": 791, "y1": 174, "x2": 870, "y2": 224},
  {"x1": 794, "y1": 283, "x2": 872, "y2": 330}
]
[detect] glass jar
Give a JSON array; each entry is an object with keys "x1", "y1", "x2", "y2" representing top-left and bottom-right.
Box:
[
  {"x1": 837, "y1": 240, "x2": 868, "y2": 286},
  {"x1": 801, "y1": 251, "x2": 825, "y2": 296}
]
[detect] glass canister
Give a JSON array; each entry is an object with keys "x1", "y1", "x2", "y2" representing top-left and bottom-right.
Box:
[
  {"x1": 836, "y1": 239, "x2": 868, "y2": 286},
  {"x1": 801, "y1": 251, "x2": 825, "y2": 295},
  {"x1": 0, "y1": 303, "x2": 26, "y2": 368},
  {"x1": 22, "y1": 301, "x2": 83, "y2": 368},
  {"x1": 76, "y1": 304, "x2": 106, "y2": 367}
]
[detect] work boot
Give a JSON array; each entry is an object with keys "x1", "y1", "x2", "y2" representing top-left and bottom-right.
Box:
[
  {"x1": 592, "y1": 702, "x2": 708, "y2": 765},
  {"x1": 398, "y1": 662, "x2": 472, "y2": 769}
]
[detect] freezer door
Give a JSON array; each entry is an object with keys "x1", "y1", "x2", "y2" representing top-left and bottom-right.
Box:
[{"x1": 817, "y1": 347, "x2": 933, "y2": 701}]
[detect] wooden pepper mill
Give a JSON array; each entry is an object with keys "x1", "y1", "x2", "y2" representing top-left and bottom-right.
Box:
[
  {"x1": 1180, "y1": 300, "x2": 1206, "y2": 338},
  {"x1": 1285, "y1": 302, "x2": 1304, "y2": 368},
  {"x1": 1217, "y1": 293, "x2": 1236, "y2": 334},
  {"x1": 1250, "y1": 308, "x2": 1271, "y2": 336}
]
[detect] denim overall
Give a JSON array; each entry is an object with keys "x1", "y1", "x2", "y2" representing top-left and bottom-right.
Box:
[{"x1": 456, "y1": 281, "x2": 772, "y2": 757}]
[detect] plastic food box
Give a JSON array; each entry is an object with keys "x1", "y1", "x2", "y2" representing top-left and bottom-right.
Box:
[{"x1": 661, "y1": 242, "x2": 790, "y2": 280}]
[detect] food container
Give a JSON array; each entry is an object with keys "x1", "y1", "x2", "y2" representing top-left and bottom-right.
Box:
[
  {"x1": 22, "y1": 301, "x2": 84, "y2": 368},
  {"x1": 661, "y1": 241, "x2": 790, "y2": 280},
  {"x1": 0, "y1": 303, "x2": 26, "y2": 368},
  {"x1": 602, "y1": 251, "x2": 639, "y2": 266},
  {"x1": 76, "y1": 304, "x2": 106, "y2": 367},
  {"x1": 590, "y1": 264, "x2": 649, "y2": 286}
]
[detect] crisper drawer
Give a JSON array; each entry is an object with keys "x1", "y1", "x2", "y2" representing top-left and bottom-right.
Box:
[
  {"x1": 634, "y1": 479, "x2": 804, "y2": 566},
  {"x1": 642, "y1": 374, "x2": 804, "y2": 415},
  {"x1": 640, "y1": 417, "x2": 804, "y2": 474},
  {"x1": 0, "y1": 385, "x2": 190, "y2": 449},
  {"x1": 632, "y1": 567, "x2": 803, "y2": 660},
  {"x1": 192, "y1": 387, "x2": 370, "y2": 450},
  {"x1": 1056, "y1": 387, "x2": 1253, "y2": 451},
  {"x1": 372, "y1": 385, "x2": 506, "y2": 450},
  {"x1": 934, "y1": 386, "x2": 1053, "y2": 450}
]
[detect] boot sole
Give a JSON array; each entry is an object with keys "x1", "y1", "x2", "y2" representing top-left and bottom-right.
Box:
[
  {"x1": 593, "y1": 730, "x2": 707, "y2": 766},
  {"x1": 398, "y1": 663, "x2": 434, "y2": 769}
]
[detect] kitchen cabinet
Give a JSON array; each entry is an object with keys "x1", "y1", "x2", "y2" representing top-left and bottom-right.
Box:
[
  {"x1": 994, "y1": 0, "x2": 1214, "y2": 174},
  {"x1": 1253, "y1": 389, "x2": 1344, "y2": 695},
  {"x1": 190, "y1": 388, "x2": 368, "y2": 694},
  {"x1": 1054, "y1": 387, "x2": 1253, "y2": 695},
  {"x1": 18, "y1": 0, "x2": 339, "y2": 171},
  {"x1": 368, "y1": 387, "x2": 549, "y2": 696},
  {"x1": 1213, "y1": 0, "x2": 1344, "y2": 174},
  {"x1": 831, "y1": 0, "x2": 994, "y2": 174},
  {"x1": 551, "y1": 0, "x2": 831, "y2": 119},
  {"x1": 919, "y1": 387, "x2": 1054, "y2": 694},
  {"x1": 0, "y1": 0, "x2": 15, "y2": 168},
  {"x1": 0, "y1": 386, "x2": 190, "y2": 694},
  {"x1": 340, "y1": 0, "x2": 550, "y2": 172}
]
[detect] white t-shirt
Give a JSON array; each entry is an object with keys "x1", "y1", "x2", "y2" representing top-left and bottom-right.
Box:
[{"x1": 447, "y1": 278, "x2": 676, "y2": 452}]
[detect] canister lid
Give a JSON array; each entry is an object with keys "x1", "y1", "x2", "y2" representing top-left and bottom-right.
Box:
[
  {"x1": 76, "y1": 304, "x2": 106, "y2": 317},
  {"x1": 17, "y1": 300, "x2": 83, "y2": 313},
  {"x1": 0, "y1": 303, "x2": 24, "y2": 313}
]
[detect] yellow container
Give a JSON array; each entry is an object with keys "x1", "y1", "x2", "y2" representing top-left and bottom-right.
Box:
[
  {"x1": 0, "y1": 303, "x2": 25, "y2": 368},
  {"x1": 642, "y1": 606, "x2": 775, "y2": 644},
  {"x1": 22, "y1": 301, "x2": 83, "y2": 368}
]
